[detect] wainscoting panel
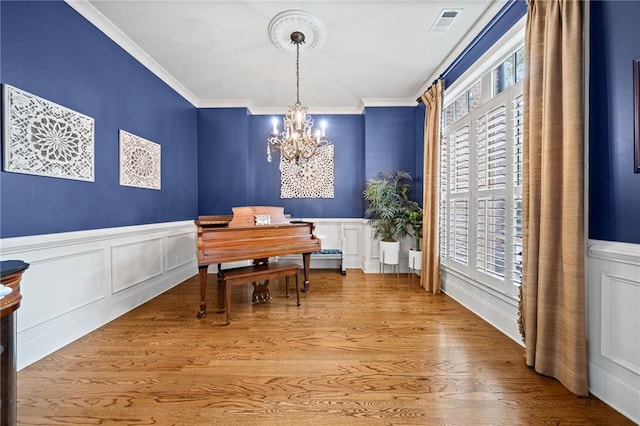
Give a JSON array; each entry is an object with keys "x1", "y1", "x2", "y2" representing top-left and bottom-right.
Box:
[
  {"x1": 18, "y1": 249, "x2": 105, "y2": 331},
  {"x1": 111, "y1": 237, "x2": 164, "y2": 293},
  {"x1": 587, "y1": 240, "x2": 640, "y2": 424},
  {"x1": 0, "y1": 221, "x2": 197, "y2": 369},
  {"x1": 343, "y1": 223, "x2": 362, "y2": 269},
  {"x1": 167, "y1": 230, "x2": 197, "y2": 270},
  {"x1": 600, "y1": 272, "x2": 640, "y2": 375}
]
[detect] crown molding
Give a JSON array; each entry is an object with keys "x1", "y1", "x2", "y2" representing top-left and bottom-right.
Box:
[
  {"x1": 248, "y1": 105, "x2": 365, "y2": 115},
  {"x1": 197, "y1": 99, "x2": 257, "y2": 111},
  {"x1": 416, "y1": 0, "x2": 509, "y2": 97},
  {"x1": 64, "y1": 1, "x2": 421, "y2": 114},
  {"x1": 360, "y1": 98, "x2": 417, "y2": 108},
  {"x1": 65, "y1": 0, "x2": 199, "y2": 107}
]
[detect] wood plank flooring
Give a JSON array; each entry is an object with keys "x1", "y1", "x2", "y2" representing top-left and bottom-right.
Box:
[{"x1": 17, "y1": 270, "x2": 633, "y2": 425}]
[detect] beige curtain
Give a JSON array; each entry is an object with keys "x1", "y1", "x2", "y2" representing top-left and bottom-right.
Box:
[
  {"x1": 521, "y1": 0, "x2": 587, "y2": 395},
  {"x1": 420, "y1": 79, "x2": 444, "y2": 294}
]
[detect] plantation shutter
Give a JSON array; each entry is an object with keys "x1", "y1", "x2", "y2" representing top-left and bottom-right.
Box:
[{"x1": 512, "y1": 94, "x2": 524, "y2": 286}]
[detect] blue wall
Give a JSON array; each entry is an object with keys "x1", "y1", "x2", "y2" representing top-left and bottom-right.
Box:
[
  {"x1": 589, "y1": 0, "x2": 640, "y2": 244},
  {"x1": 363, "y1": 107, "x2": 418, "y2": 180},
  {"x1": 197, "y1": 111, "x2": 368, "y2": 218},
  {"x1": 197, "y1": 108, "x2": 251, "y2": 213},
  {"x1": 0, "y1": 1, "x2": 198, "y2": 238}
]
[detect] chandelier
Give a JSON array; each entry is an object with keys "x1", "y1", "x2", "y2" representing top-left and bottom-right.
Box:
[{"x1": 267, "y1": 31, "x2": 330, "y2": 164}]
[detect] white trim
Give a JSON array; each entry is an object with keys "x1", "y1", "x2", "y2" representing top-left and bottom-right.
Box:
[
  {"x1": 1, "y1": 221, "x2": 198, "y2": 369},
  {"x1": 587, "y1": 239, "x2": 640, "y2": 424},
  {"x1": 360, "y1": 98, "x2": 418, "y2": 108},
  {"x1": 589, "y1": 362, "x2": 640, "y2": 424},
  {"x1": 198, "y1": 99, "x2": 257, "y2": 111},
  {"x1": 441, "y1": 267, "x2": 523, "y2": 346},
  {"x1": 63, "y1": 0, "x2": 421, "y2": 114},
  {"x1": 418, "y1": 0, "x2": 511, "y2": 96},
  {"x1": 64, "y1": 0, "x2": 199, "y2": 106},
  {"x1": 445, "y1": 16, "x2": 526, "y2": 105},
  {"x1": 588, "y1": 240, "x2": 640, "y2": 266},
  {"x1": 0, "y1": 220, "x2": 195, "y2": 252}
]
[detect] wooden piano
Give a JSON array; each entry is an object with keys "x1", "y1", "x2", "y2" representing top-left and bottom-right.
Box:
[{"x1": 195, "y1": 206, "x2": 321, "y2": 318}]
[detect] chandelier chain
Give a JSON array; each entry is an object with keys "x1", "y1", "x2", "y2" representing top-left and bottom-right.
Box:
[
  {"x1": 267, "y1": 31, "x2": 331, "y2": 165},
  {"x1": 296, "y1": 42, "x2": 300, "y2": 104}
]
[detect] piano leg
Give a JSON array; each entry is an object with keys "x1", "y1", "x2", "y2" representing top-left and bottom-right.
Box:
[
  {"x1": 302, "y1": 252, "x2": 311, "y2": 292},
  {"x1": 197, "y1": 265, "x2": 208, "y2": 318}
]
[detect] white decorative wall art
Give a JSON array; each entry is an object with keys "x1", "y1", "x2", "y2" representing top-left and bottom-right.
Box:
[
  {"x1": 280, "y1": 144, "x2": 334, "y2": 199},
  {"x1": 2, "y1": 84, "x2": 95, "y2": 181},
  {"x1": 119, "y1": 130, "x2": 161, "y2": 190}
]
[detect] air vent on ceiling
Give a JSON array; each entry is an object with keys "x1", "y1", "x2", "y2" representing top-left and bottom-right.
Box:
[{"x1": 430, "y1": 9, "x2": 462, "y2": 33}]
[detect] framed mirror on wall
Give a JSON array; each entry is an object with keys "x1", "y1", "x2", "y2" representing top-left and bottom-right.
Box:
[{"x1": 635, "y1": 57, "x2": 640, "y2": 173}]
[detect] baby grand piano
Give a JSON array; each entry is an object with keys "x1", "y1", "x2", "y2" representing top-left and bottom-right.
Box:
[{"x1": 195, "y1": 206, "x2": 321, "y2": 318}]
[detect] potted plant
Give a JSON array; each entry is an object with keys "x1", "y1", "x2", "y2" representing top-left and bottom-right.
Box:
[
  {"x1": 363, "y1": 171, "x2": 414, "y2": 267},
  {"x1": 405, "y1": 202, "x2": 423, "y2": 272}
]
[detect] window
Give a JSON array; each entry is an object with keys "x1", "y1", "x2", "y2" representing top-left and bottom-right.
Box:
[
  {"x1": 443, "y1": 80, "x2": 482, "y2": 128},
  {"x1": 440, "y1": 41, "x2": 524, "y2": 299},
  {"x1": 492, "y1": 46, "x2": 525, "y2": 96}
]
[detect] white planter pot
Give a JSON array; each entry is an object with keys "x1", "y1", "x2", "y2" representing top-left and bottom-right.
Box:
[
  {"x1": 379, "y1": 241, "x2": 400, "y2": 265},
  {"x1": 408, "y1": 249, "x2": 422, "y2": 271}
]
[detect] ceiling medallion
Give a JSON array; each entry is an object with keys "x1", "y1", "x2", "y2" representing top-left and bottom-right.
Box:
[{"x1": 268, "y1": 10, "x2": 327, "y2": 53}]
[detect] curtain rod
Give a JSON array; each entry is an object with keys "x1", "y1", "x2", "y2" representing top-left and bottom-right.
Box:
[{"x1": 416, "y1": 76, "x2": 443, "y2": 104}]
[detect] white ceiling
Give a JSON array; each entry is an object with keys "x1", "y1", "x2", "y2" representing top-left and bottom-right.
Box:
[{"x1": 70, "y1": 0, "x2": 506, "y2": 113}]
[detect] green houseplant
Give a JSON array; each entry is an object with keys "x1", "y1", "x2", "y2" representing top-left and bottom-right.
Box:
[
  {"x1": 363, "y1": 171, "x2": 414, "y2": 242},
  {"x1": 405, "y1": 201, "x2": 423, "y2": 273},
  {"x1": 405, "y1": 202, "x2": 423, "y2": 251}
]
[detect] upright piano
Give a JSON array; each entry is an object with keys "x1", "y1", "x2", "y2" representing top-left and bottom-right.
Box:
[{"x1": 195, "y1": 206, "x2": 321, "y2": 317}]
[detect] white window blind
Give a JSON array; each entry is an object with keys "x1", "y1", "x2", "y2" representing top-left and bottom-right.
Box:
[
  {"x1": 439, "y1": 134, "x2": 449, "y2": 257},
  {"x1": 512, "y1": 94, "x2": 524, "y2": 286},
  {"x1": 451, "y1": 126, "x2": 470, "y2": 193},
  {"x1": 439, "y1": 39, "x2": 524, "y2": 298},
  {"x1": 449, "y1": 198, "x2": 469, "y2": 265},
  {"x1": 476, "y1": 197, "x2": 507, "y2": 278},
  {"x1": 476, "y1": 105, "x2": 507, "y2": 190}
]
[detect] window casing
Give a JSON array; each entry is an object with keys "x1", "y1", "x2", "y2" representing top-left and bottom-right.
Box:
[{"x1": 440, "y1": 40, "x2": 524, "y2": 300}]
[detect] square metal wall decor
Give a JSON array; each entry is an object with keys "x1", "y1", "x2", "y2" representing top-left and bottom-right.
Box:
[
  {"x1": 2, "y1": 84, "x2": 95, "y2": 181},
  {"x1": 279, "y1": 144, "x2": 334, "y2": 199},
  {"x1": 119, "y1": 130, "x2": 161, "y2": 190}
]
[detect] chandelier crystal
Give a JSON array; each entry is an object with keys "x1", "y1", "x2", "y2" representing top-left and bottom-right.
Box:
[{"x1": 267, "y1": 31, "x2": 330, "y2": 164}]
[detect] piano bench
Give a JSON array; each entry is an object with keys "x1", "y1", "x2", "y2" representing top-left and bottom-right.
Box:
[{"x1": 220, "y1": 261, "x2": 301, "y2": 325}]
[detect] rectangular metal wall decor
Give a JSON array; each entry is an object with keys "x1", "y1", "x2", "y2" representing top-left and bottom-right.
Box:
[
  {"x1": 119, "y1": 130, "x2": 161, "y2": 190},
  {"x1": 2, "y1": 85, "x2": 95, "y2": 181}
]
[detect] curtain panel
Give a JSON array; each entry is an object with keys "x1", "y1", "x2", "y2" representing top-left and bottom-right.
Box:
[
  {"x1": 521, "y1": 0, "x2": 587, "y2": 395},
  {"x1": 420, "y1": 79, "x2": 445, "y2": 294}
]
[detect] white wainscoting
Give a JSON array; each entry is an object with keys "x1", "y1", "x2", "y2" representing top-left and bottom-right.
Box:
[
  {"x1": 276, "y1": 219, "x2": 366, "y2": 271},
  {"x1": 0, "y1": 221, "x2": 198, "y2": 370},
  {"x1": 361, "y1": 224, "x2": 415, "y2": 274},
  {"x1": 587, "y1": 239, "x2": 640, "y2": 424},
  {"x1": 276, "y1": 219, "x2": 414, "y2": 274}
]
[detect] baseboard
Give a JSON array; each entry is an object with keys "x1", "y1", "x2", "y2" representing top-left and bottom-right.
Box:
[
  {"x1": 441, "y1": 268, "x2": 523, "y2": 346},
  {"x1": 589, "y1": 360, "x2": 640, "y2": 423},
  {"x1": 587, "y1": 239, "x2": 640, "y2": 424}
]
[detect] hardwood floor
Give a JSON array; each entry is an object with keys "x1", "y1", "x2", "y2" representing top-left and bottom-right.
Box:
[{"x1": 18, "y1": 270, "x2": 632, "y2": 425}]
